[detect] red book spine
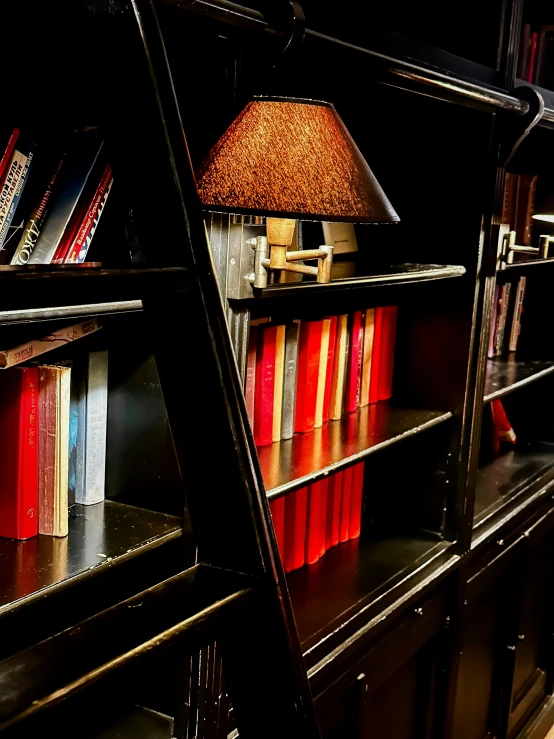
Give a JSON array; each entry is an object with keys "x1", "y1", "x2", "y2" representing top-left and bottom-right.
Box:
[
  {"x1": 294, "y1": 320, "x2": 323, "y2": 434},
  {"x1": 322, "y1": 315, "x2": 338, "y2": 424},
  {"x1": 527, "y1": 31, "x2": 538, "y2": 83},
  {"x1": 284, "y1": 487, "x2": 308, "y2": 572},
  {"x1": 326, "y1": 471, "x2": 343, "y2": 549},
  {"x1": 305, "y1": 483, "x2": 321, "y2": 565},
  {"x1": 339, "y1": 466, "x2": 353, "y2": 543},
  {"x1": 344, "y1": 310, "x2": 364, "y2": 413},
  {"x1": 491, "y1": 398, "x2": 517, "y2": 445},
  {"x1": 64, "y1": 163, "x2": 113, "y2": 264},
  {"x1": 318, "y1": 477, "x2": 329, "y2": 556},
  {"x1": 0, "y1": 128, "x2": 20, "y2": 188},
  {"x1": 19, "y1": 367, "x2": 38, "y2": 539},
  {"x1": 368, "y1": 307, "x2": 385, "y2": 404},
  {"x1": 254, "y1": 325, "x2": 277, "y2": 446},
  {"x1": 50, "y1": 196, "x2": 89, "y2": 264},
  {"x1": 349, "y1": 462, "x2": 365, "y2": 540},
  {"x1": 244, "y1": 326, "x2": 258, "y2": 429},
  {"x1": 269, "y1": 496, "x2": 285, "y2": 560},
  {"x1": 377, "y1": 306, "x2": 398, "y2": 402}
]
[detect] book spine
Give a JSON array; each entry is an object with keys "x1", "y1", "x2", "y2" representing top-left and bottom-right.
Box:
[
  {"x1": 318, "y1": 477, "x2": 328, "y2": 557},
  {"x1": 56, "y1": 368, "x2": 71, "y2": 536},
  {"x1": 488, "y1": 284, "x2": 500, "y2": 359},
  {"x1": 527, "y1": 31, "x2": 539, "y2": 83},
  {"x1": 377, "y1": 306, "x2": 398, "y2": 402},
  {"x1": 369, "y1": 307, "x2": 385, "y2": 403},
  {"x1": 281, "y1": 320, "x2": 300, "y2": 440},
  {"x1": 38, "y1": 367, "x2": 56, "y2": 536},
  {"x1": 349, "y1": 462, "x2": 364, "y2": 540},
  {"x1": 329, "y1": 314, "x2": 348, "y2": 421},
  {"x1": 0, "y1": 128, "x2": 19, "y2": 186},
  {"x1": 0, "y1": 142, "x2": 36, "y2": 250},
  {"x1": 508, "y1": 276, "x2": 526, "y2": 352},
  {"x1": 18, "y1": 367, "x2": 39, "y2": 539},
  {"x1": 326, "y1": 471, "x2": 343, "y2": 549},
  {"x1": 359, "y1": 308, "x2": 375, "y2": 407},
  {"x1": 339, "y1": 466, "x2": 353, "y2": 543},
  {"x1": 305, "y1": 483, "x2": 321, "y2": 564},
  {"x1": 272, "y1": 325, "x2": 286, "y2": 442},
  {"x1": 294, "y1": 320, "x2": 323, "y2": 434},
  {"x1": 269, "y1": 496, "x2": 285, "y2": 560},
  {"x1": 314, "y1": 318, "x2": 331, "y2": 428},
  {"x1": 491, "y1": 398, "x2": 517, "y2": 445},
  {"x1": 283, "y1": 486, "x2": 308, "y2": 572},
  {"x1": 244, "y1": 326, "x2": 257, "y2": 429},
  {"x1": 80, "y1": 350, "x2": 108, "y2": 505},
  {"x1": 0, "y1": 150, "x2": 27, "y2": 247},
  {"x1": 345, "y1": 310, "x2": 363, "y2": 414},
  {"x1": 322, "y1": 315, "x2": 338, "y2": 424},
  {"x1": 495, "y1": 283, "x2": 511, "y2": 355},
  {"x1": 11, "y1": 153, "x2": 66, "y2": 265},
  {"x1": 254, "y1": 325, "x2": 277, "y2": 446},
  {"x1": 0, "y1": 318, "x2": 101, "y2": 369},
  {"x1": 523, "y1": 175, "x2": 537, "y2": 245},
  {"x1": 501, "y1": 173, "x2": 517, "y2": 226},
  {"x1": 65, "y1": 166, "x2": 114, "y2": 264}
]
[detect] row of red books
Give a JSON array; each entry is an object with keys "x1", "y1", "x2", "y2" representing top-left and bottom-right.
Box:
[
  {"x1": 269, "y1": 463, "x2": 364, "y2": 573},
  {"x1": 0, "y1": 125, "x2": 112, "y2": 265},
  {"x1": 246, "y1": 306, "x2": 398, "y2": 447}
]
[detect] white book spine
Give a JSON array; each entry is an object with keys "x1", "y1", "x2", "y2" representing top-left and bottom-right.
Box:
[{"x1": 78, "y1": 350, "x2": 108, "y2": 505}]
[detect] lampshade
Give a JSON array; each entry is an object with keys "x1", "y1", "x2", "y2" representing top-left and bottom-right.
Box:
[
  {"x1": 532, "y1": 195, "x2": 554, "y2": 223},
  {"x1": 195, "y1": 96, "x2": 399, "y2": 224}
]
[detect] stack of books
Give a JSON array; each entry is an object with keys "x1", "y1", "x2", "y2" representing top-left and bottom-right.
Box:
[
  {"x1": 0, "y1": 125, "x2": 113, "y2": 266},
  {"x1": 0, "y1": 320, "x2": 108, "y2": 540},
  {"x1": 246, "y1": 306, "x2": 398, "y2": 447},
  {"x1": 269, "y1": 463, "x2": 365, "y2": 573},
  {"x1": 488, "y1": 276, "x2": 526, "y2": 357}
]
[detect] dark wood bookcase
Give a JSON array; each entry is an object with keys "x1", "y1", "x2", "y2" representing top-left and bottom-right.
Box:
[{"x1": 4, "y1": 0, "x2": 554, "y2": 737}]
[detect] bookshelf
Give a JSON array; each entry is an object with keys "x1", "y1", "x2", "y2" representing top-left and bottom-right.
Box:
[{"x1": 6, "y1": 0, "x2": 554, "y2": 738}]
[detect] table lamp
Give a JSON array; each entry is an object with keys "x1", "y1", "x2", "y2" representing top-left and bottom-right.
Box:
[
  {"x1": 500, "y1": 198, "x2": 554, "y2": 266},
  {"x1": 195, "y1": 96, "x2": 399, "y2": 287}
]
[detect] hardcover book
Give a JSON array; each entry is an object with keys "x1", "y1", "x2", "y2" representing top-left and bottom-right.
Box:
[
  {"x1": 0, "y1": 139, "x2": 37, "y2": 256},
  {"x1": 369, "y1": 307, "x2": 385, "y2": 404},
  {"x1": 244, "y1": 325, "x2": 258, "y2": 429},
  {"x1": 0, "y1": 127, "x2": 19, "y2": 187},
  {"x1": 325, "y1": 471, "x2": 343, "y2": 549},
  {"x1": 272, "y1": 324, "x2": 286, "y2": 442},
  {"x1": 254, "y1": 325, "x2": 277, "y2": 446},
  {"x1": 322, "y1": 315, "x2": 338, "y2": 424},
  {"x1": 281, "y1": 320, "x2": 300, "y2": 440},
  {"x1": 314, "y1": 318, "x2": 331, "y2": 428},
  {"x1": 294, "y1": 319, "x2": 323, "y2": 434},
  {"x1": 349, "y1": 462, "x2": 365, "y2": 539},
  {"x1": 359, "y1": 308, "x2": 375, "y2": 407},
  {"x1": 508, "y1": 276, "x2": 526, "y2": 352},
  {"x1": 317, "y1": 477, "x2": 329, "y2": 557},
  {"x1": 377, "y1": 306, "x2": 398, "y2": 402},
  {"x1": 283, "y1": 487, "x2": 308, "y2": 572},
  {"x1": 339, "y1": 466, "x2": 353, "y2": 543},
  {"x1": 329, "y1": 314, "x2": 348, "y2": 421},
  {"x1": 345, "y1": 310, "x2": 364, "y2": 413},
  {"x1": 0, "y1": 367, "x2": 39, "y2": 540},
  {"x1": 269, "y1": 496, "x2": 285, "y2": 559},
  {"x1": 305, "y1": 483, "x2": 322, "y2": 565},
  {"x1": 38, "y1": 365, "x2": 71, "y2": 536}
]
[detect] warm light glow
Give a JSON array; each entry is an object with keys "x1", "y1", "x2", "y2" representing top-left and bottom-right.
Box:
[{"x1": 532, "y1": 213, "x2": 554, "y2": 223}]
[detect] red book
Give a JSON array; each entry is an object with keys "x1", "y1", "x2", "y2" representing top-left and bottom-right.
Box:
[
  {"x1": 269, "y1": 496, "x2": 285, "y2": 560},
  {"x1": 305, "y1": 483, "x2": 321, "y2": 565},
  {"x1": 254, "y1": 325, "x2": 277, "y2": 446},
  {"x1": 377, "y1": 306, "x2": 398, "y2": 402},
  {"x1": 339, "y1": 466, "x2": 354, "y2": 543},
  {"x1": 283, "y1": 487, "x2": 308, "y2": 572},
  {"x1": 322, "y1": 315, "x2": 338, "y2": 424},
  {"x1": 326, "y1": 471, "x2": 343, "y2": 549},
  {"x1": 344, "y1": 310, "x2": 364, "y2": 414},
  {"x1": 294, "y1": 320, "x2": 323, "y2": 434},
  {"x1": 50, "y1": 194, "x2": 89, "y2": 264},
  {"x1": 318, "y1": 477, "x2": 329, "y2": 556},
  {"x1": 244, "y1": 326, "x2": 258, "y2": 429},
  {"x1": 491, "y1": 399, "x2": 517, "y2": 446},
  {"x1": 527, "y1": 31, "x2": 538, "y2": 83},
  {"x1": 64, "y1": 163, "x2": 113, "y2": 264},
  {"x1": 368, "y1": 307, "x2": 385, "y2": 404},
  {"x1": 0, "y1": 366, "x2": 39, "y2": 540},
  {"x1": 0, "y1": 128, "x2": 20, "y2": 188},
  {"x1": 349, "y1": 463, "x2": 365, "y2": 539}
]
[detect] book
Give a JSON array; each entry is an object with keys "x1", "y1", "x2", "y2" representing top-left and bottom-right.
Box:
[
  {"x1": 514, "y1": 173, "x2": 537, "y2": 246},
  {"x1": 501, "y1": 172, "x2": 518, "y2": 226},
  {"x1": 0, "y1": 127, "x2": 19, "y2": 187},
  {"x1": 10, "y1": 151, "x2": 67, "y2": 265},
  {"x1": 281, "y1": 320, "x2": 300, "y2": 440},
  {"x1": 527, "y1": 31, "x2": 539, "y2": 83},
  {"x1": 488, "y1": 284, "x2": 500, "y2": 359},
  {"x1": 269, "y1": 496, "x2": 285, "y2": 559},
  {"x1": 321, "y1": 221, "x2": 358, "y2": 254},
  {"x1": 494, "y1": 283, "x2": 511, "y2": 356},
  {"x1": 377, "y1": 306, "x2": 398, "y2": 402},
  {"x1": 349, "y1": 462, "x2": 365, "y2": 539},
  {"x1": 329, "y1": 314, "x2": 348, "y2": 421},
  {"x1": 491, "y1": 398, "x2": 516, "y2": 445},
  {"x1": 0, "y1": 319, "x2": 101, "y2": 369},
  {"x1": 283, "y1": 487, "x2": 308, "y2": 572},
  {"x1": 38, "y1": 365, "x2": 71, "y2": 537},
  {"x1": 534, "y1": 28, "x2": 548, "y2": 84},
  {"x1": 318, "y1": 477, "x2": 328, "y2": 557},
  {"x1": 314, "y1": 318, "x2": 331, "y2": 428},
  {"x1": 368, "y1": 307, "x2": 385, "y2": 404},
  {"x1": 254, "y1": 324, "x2": 277, "y2": 446},
  {"x1": 0, "y1": 367, "x2": 39, "y2": 540},
  {"x1": 508, "y1": 276, "x2": 526, "y2": 352},
  {"x1": 0, "y1": 139, "x2": 36, "y2": 255},
  {"x1": 29, "y1": 130, "x2": 104, "y2": 264},
  {"x1": 305, "y1": 483, "x2": 322, "y2": 564},
  {"x1": 325, "y1": 471, "x2": 343, "y2": 549},
  {"x1": 339, "y1": 466, "x2": 353, "y2": 543},
  {"x1": 344, "y1": 310, "x2": 364, "y2": 414},
  {"x1": 244, "y1": 325, "x2": 257, "y2": 429},
  {"x1": 294, "y1": 319, "x2": 323, "y2": 434},
  {"x1": 76, "y1": 351, "x2": 109, "y2": 506},
  {"x1": 272, "y1": 325, "x2": 286, "y2": 442},
  {"x1": 359, "y1": 308, "x2": 375, "y2": 407},
  {"x1": 322, "y1": 315, "x2": 338, "y2": 424}
]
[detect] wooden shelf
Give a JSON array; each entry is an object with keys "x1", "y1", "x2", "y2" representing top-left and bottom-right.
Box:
[
  {"x1": 498, "y1": 258, "x2": 554, "y2": 275},
  {"x1": 259, "y1": 404, "x2": 453, "y2": 500},
  {"x1": 473, "y1": 445, "x2": 554, "y2": 528},
  {"x1": 0, "y1": 500, "x2": 182, "y2": 616},
  {"x1": 287, "y1": 534, "x2": 451, "y2": 655},
  {"x1": 484, "y1": 359, "x2": 554, "y2": 402}
]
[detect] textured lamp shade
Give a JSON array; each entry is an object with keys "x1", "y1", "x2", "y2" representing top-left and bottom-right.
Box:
[{"x1": 195, "y1": 96, "x2": 399, "y2": 224}]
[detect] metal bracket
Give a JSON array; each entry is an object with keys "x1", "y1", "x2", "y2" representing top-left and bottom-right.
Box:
[{"x1": 499, "y1": 86, "x2": 544, "y2": 167}]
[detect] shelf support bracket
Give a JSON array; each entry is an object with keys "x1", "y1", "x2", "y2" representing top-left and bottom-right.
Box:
[{"x1": 498, "y1": 86, "x2": 544, "y2": 167}]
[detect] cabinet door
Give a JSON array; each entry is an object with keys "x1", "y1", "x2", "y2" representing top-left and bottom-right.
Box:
[
  {"x1": 507, "y1": 508, "x2": 554, "y2": 738},
  {"x1": 315, "y1": 585, "x2": 450, "y2": 739},
  {"x1": 450, "y1": 536, "x2": 525, "y2": 739}
]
